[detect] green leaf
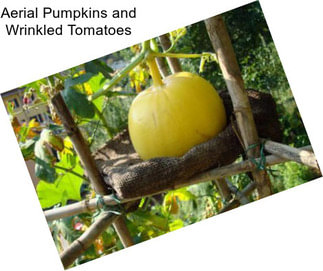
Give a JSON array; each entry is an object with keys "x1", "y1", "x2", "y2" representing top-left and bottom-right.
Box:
[
  {"x1": 48, "y1": 123, "x2": 63, "y2": 131},
  {"x1": 52, "y1": 216, "x2": 80, "y2": 244},
  {"x1": 34, "y1": 138, "x2": 57, "y2": 183},
  {"x1": 41, "y1": 129, "x2": 64, "y2": 152},
  {"x1": 36, "y1": 170, "x2": 83, "y2": 209},
  {"x1": 37, "y1": 181, "x2": 63, "y2": 208},
  {"x1": 102, "y1": 96, "x2": 133, "y2": 133},
  {"x1": 164, "y1": 188, "x2": 196, "y2": 203},
  {"x1": 61, "y1": 190, "x2": 69, "y2": 207},
  {"x1": 85, "y1": 59, "x2": 113, "y2": 79},
  {"x1": 56, "y1": 153, "x2": 83, "y2": 175},
  {"x1": 87, "y1": 73, "x2": 107, "y2": 111},
  {"x1": 127, "y1": 210, "x2": 169, "y2": 231},
  {"x1": 64, "y1": 73, "x2": 94, "y2": 89},
  {"x1": 35, "y1": 157, "x2": 57, "y2": 183},
  {"x1": 20, "y1": 138, "x2": 38, "y2": 160},
  {"x1": 173, "y1": 188, "x2": 196, "y2": 201},
  {"x1": 87, "y1": 73, "x2": 107, "y2": 94},
  {"x1": 169, "y1": 219, "x2": 184, "y2": 231},
  {"x1": 33, "y1": 129, "x2": 66, "y2": 183},
  {"x1": 62, "y1": 87, "x2": 95, "y2": 118}
]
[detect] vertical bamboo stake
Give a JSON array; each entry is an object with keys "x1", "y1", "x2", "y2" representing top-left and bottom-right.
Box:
[
  {"x1": 155, "y1": 57, "x2": 169, "y2": 78},
  {"x1": 51, "y1": 93, "x2": 134, "y2": 266},
  {"x1": 51, "y1": 93, "x2": 109, "y2": 195},
  {"x1": 159, "y1": 33, "x2": 182, "y2": 73},
  {"x1": 112, "y1": 216, "x2": 134, "y2": 247},
  {"x1": 213, "y1": 178, "x2": 232, "y2": 203},
  {"x1": 205, "y1": 15, "x2": 272, "y2": 198}
]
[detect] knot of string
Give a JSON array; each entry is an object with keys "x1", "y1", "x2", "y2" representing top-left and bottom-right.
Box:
[
  {"x1": 245, "y1": 141, "x2": 266, "y2": 170},
  {"x1": 93, "y1": 193, "x2": 124, "y2": 218},
  {"x1": 230, "y1": 117, "x2": 267, "y2": 171}
]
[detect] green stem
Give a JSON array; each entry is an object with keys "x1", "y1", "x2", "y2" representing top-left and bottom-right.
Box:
[
  {"x1": 93, "y1": 103, "x2": 113, "y2": 138},
  {"x1": 47, "y1": 76, "x2": 55, "y2": 88},
  {"x1": 90, "y1": 46, "x2": 148, "y2": 101},
  {"x1": 54, "y1": 165, "x2": 89, "y2": 181},
  {"x1": 152, "y1": 51, "x2": 217, "y2": 61},
  {"x1": 150, "y1": 38, "x2": 160, "y2": 53},
  {"x1": 146, "y1": 56, "x2": 163, "y2": 87},
  {"x1": 163, "y1": 42, "x2": 176, "y2": 54},
  {"x1": 152, "y1": 52, "x2": 203, "y2": 59},
  {"x1": 82, "y1": 84, "x2": 114, "y2": 138},
  {"x1": 89, "y1": 39, "x2": 216, "y2": 100},
  {"x1": 163, "y1": 33, "x2": 184, "y2": 53}
]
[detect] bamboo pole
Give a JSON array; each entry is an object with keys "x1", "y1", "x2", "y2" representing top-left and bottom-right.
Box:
[
  {"x1": 213, "y1": 178, "x2": 232, "y2": 203},
  {"x1": 60, "y1": 211, "x2": 117, "y2": 269},
  {"x1": 225, "y1": 179, "x2": 250, "y2": 205},
  {"x1": 263, "y1": 140, "x2": 319, "y2": 169},
  {"x1": 59, "y1": 202, "x2": 136, "y2": 268},
  {"x1": 45, "y1": 145, "x2": 315, "y2": 222},
  {"x1": 183, "y1": 145, "x2": 313, "y2": 188},
  {"x1": 51, "y1": 93, "x2": 134, "y2": 267},
  {"x1": 45, "y1": 199, "x2": 94, "y2": 222},
  {"x1": 218, "y1": 181, "x2": 256, "y2": 214},
  {"x1": 214, "y1": 178, "x2": 251, "y2": 213},
  {"x1": 112, "y1": 216, "x2": 134, "y2": 248},
  {"x1": 51, "y1": 94, "x2": 109, "y2": 195},
  {"x1": 159, "y1": 33, "x2": 182, "y2": 73},
  {"x1": 204, "y1": 15, "x2": 272, "y2": 198},
  {"x1": 155, "y1": 57, "x2": 169, "y2": 78}
]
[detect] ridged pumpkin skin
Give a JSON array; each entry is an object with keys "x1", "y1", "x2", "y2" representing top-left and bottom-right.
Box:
[{"x1": 128, "y1": 72, "x2": 227, "y2": 160}]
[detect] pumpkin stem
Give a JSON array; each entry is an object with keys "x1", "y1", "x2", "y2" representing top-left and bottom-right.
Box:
[{"x1": 146, "y1": 56, "x2": 164, "y2": 87}]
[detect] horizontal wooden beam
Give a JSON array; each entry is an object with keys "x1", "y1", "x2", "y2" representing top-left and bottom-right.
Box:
[
  {"x1": 45, "y1": 145, "x2": 315, "y2": 222},
  {"x1": 263, "y1": 140, "x2": 319, "y2": 169}
]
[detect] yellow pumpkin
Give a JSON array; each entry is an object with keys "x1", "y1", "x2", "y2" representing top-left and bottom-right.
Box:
[{"x1": 128, "y1": 72, "x2": 226, "y2": 160}]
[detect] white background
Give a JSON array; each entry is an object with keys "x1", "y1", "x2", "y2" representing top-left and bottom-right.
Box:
[{"x1": 0, "y1": 0, "x2": 322, "y2": 270}]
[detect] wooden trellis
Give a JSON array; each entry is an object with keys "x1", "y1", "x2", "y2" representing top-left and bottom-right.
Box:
[{"x1": 47, "y1": 15, "x2": 320, "y2": 269}]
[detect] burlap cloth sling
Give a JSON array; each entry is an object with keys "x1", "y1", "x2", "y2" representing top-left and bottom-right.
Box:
[{"x1": 93, "y1": 90, "x2": 282, "y2": 199}]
